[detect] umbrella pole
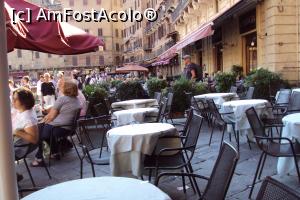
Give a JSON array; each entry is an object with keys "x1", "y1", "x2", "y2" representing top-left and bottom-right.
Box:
[{"x1": 0, "y1": 0, "x2": 18, "y2": 199}]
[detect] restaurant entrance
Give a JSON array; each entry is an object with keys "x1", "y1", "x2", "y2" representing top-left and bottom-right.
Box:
[{"x1": 244, "y1": 32, "x2": 257, "y2": 73}]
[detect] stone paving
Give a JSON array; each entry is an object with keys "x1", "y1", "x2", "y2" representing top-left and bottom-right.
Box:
[{"x1": 17, "y1": 120, "x2": 300, "y2": 199}]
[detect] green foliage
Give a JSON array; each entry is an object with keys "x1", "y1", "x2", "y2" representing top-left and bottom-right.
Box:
[
  {"x1": 215, "y1": 72, "x2": 236, "y2": 92},
  {"x1": 146, "y1": 78, "x2": 168, "y2": 97},
  {"x1": 110, "y1": 80, "x2": 122, "y2": 88},
  {"x1": 245, "y1": 68, "x2": 288, "y2": 99},
  {"x1": 193, "y1": 82, "x2": 209, "y2": 95},
  {"x1": 231, "y1": 65, "x2": 243, "y2": 75},
  {"x1": 82, "y1": 84, "x2": 108, "y2": 116},
  {"x1": 172, "y1": 77, "x2": 208, "y2": 113},
  {"x1": 116, "y1": 81, "x2": 147, "y2": 100}
]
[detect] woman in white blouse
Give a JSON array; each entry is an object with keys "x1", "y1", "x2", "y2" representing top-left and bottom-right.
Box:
[
  {"x1": 11, "y1": 88, "x2": 39, "y2": 181},
  {"x1": 12, "y1": 88, "x2": 39, "y2": 151}
]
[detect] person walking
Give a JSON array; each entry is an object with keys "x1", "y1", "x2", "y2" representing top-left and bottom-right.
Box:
[
  {"x1": 41, "y1": 73, "x2": 56, "y2": 109},
  {"x1": 182, "y1": 55, "x2": 203, "y2": 81}
]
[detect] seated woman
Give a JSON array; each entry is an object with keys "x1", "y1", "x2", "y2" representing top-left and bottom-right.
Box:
[
  {"x1": 11, "y1": 88, "x2": 39, "y2": 181},
  {"x1": 32, "y1": 79, "x2": 81, "y2": 166}
]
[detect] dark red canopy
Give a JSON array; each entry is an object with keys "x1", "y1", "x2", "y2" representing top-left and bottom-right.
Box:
[{"x1": 5, "y1": 0, "x2": 104, "y2": 55}]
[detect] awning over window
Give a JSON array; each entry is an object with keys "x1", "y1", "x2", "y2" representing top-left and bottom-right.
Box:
[
  {"x1": 153, "y1": 54, "x2": 177, "y2": 66},
  {"x1": 158, "y1": 22, "x2": 213, "y2": 60},
  {"x1": 157, "y1": 0, "x2": 258, "y2": 60}
]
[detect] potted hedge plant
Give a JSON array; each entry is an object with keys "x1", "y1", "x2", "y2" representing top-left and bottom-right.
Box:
[
  {"x1": 244, "y1": 68, "x2": 289, "y2": 99},
  {"x1": 83, "y1": 84, "x2": 109, "y2": 116},
  {"x1": 215, "y1": 72, "x2": 236, "y2": 92},
  {"x1": 116, "y1": 80, "x2": 148, "y2": 100},
  {"x1": 171, "y1": 77, "x2": 208, "y2": 117},
  {"x1": 146, "y1": 77, "x2": 168, "y2": 98}
]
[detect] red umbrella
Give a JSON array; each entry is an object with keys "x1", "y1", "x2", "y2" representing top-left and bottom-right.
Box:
[
  {"x1": 116, "y1": 64, "x2": 149, "y2": 73},
  {"x1": 5, "y1": 0, "x2": 104, "y2": 54}
]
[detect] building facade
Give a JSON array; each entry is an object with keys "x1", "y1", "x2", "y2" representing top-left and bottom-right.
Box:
[
  {"x1": 7, "y1": 0, "x2": 123, "y2": 77},
  {"x1": 163, "y1": 0, "x2": 300, "y2": 84}
]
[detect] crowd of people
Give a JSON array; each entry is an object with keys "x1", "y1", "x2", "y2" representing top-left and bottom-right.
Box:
[{"x1": 10, "y1": 70, "x2": 89, "y2": 181}]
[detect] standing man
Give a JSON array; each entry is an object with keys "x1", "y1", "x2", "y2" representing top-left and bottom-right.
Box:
[
  {"x1": 182, "y1": 55, "x2": 203, "y2": 81},
  {"x1": 36, "y1": 75, "x2": 44, "y2": 105},
  {"x1": 21, "y1": 76, "x2": 31, "y2": 89}
]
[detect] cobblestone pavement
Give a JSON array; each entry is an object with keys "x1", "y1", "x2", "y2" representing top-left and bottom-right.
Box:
[{"x1": 17, "y1": 120, "x2": 300, "y2": 199}]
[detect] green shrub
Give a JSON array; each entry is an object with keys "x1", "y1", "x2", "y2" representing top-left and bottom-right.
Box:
[
  {"x1": 231, "y1": 65, "x2": 243, "y2": 75},
  {"x1": 215, "y1": 72, "x2": 236, "y2": 92},
  {"x1": 245, "y1": 68, "x2": 288, "y2": 99},
  {"x1": 82, "y1": 85, "x2": 108, "y2": 116},
  {"x1": 116, "y1": 81, "x2": 147, "y2": 100},
  {"x1": 146, "y1": 78, "x2": 168, "y2": 97},
  {"x1": 171, "y1": 77, "x2": 208, "y2": 113},
  {"x1": 110, "y1": 80, "x2": 122, "y2": 88}
]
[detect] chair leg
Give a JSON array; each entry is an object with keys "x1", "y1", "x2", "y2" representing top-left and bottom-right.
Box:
[
  {"x1": 80, "y1": 159, "x2": 83, "y2": 179},
  {"x1": 184, "y1": 165, "x2": 196, "y2": 193},
  {"x1": 208, "y1": 119, "x2": 215, "y2": 146},
  {"x1": 258, "y1": 154, "x2": 267, "y2": 180},
  {"x1": 181, "y1": 169, "x2": 186, "y2": 194},
  {"x1": 246, "y1": 135, "x2": 252, "y2": 150},
  {"x1": 249, "y1": 152, "x2": 265, "y2": 199},
  {"x1": 99, "y1": 133, "x2": 106, "y2": 158},
  {"x1": 293, "y1": 156, "x2": 300, "y2": 183},
  {"x1": 23, "y1": 159, "x2": 36, "y2": 187},
  {"x1": 232, "y1": 125, "x2": 239, "y2": 152},
  {"x1": 148, "y1": 169, "x2": 152, "y2": 182},
  {"x1": 41, "y1": 157, "x2": 51, "y2": 179},
  {"x1": 91, "y1": 163, "x2": 96, "y2": 177},
  {"x1": 220, "y1": 125, "x2": 226, "y2": 148}
]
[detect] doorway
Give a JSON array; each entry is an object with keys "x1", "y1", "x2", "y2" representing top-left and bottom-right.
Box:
[
  {"x1": 214, "y1": 43, "x2": 223, "y2": 72},
  {"x1": 244, "y1": 32, "x2": 257, "y2": 73}
]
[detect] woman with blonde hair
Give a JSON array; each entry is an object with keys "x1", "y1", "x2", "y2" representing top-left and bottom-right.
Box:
[{"x1": 32, "y1": 79, "x2": 81, "y2": 166}]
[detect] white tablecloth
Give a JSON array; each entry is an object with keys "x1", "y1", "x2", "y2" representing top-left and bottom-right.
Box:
[
  {"x1": 194, "y1": 93, "x2": 238, "y2": 106},
  {"x1": 112, "y1": 108, "x2": 159, "y2": 126},
  {"x1": 107, "y1": 123, "x2": 179, "y2": 177},
  {"x1": 277, "y1": 113, "x2": 300, "y2": 175},
  {"x1": 111, "y1": 99, "x2": 158, "y2": 110},
  {"x1": 221, "y1": 100, "x2": 270, "y2": 134},
  {"x1": 292, "y1": 88, "x2": 300, "y2": 93},
  {"x1": 22, "y1": 177, "x2": 171, "y2": 200}
]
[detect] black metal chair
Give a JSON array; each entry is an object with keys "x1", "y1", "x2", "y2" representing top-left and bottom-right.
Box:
[
  {"x1": 48, "y1": 109, "x2": 81, "y2": 167},
  {"x1": 230, "y1": 86, "x2": 238, "y2": 93},
  {"x1": 206, "y1": 99, "x2": 252, "y2": 151},
  {"x1": 155, "y1": 141, "x2": 239, "y2": 200},
  {"x1": 246, "y1": 107, "x2": 300, "y2": 199},
  {"x1": 15, "y1": 143, "x2": 51, "y2": 187},
  {"x1": 263, "y1": 91, "x2": 300, "y2": 137},
  {"x1": 154, "y1": 92, "x2": 162, "y2": 105},
  {"x1": 241, "y1": 87, "x2": 255, "y2": 100},
  {"x1": 77, "y1": 115, "x2": 111, "y2": 178},
  {"x1": 143, "y1": 111, "x2": 203, "y2": 190},
  {"x1": 145, "y1": 97, "x2": 168, "y2": 123},
  {"x1": 163, "y1": 92, "x2": 174, "y2": 123},
  {"x1": 256, "y1": 176, "x2": 300, "y2": 200},
  {"x1": 269, "y1": 89, "x2": 291, "y2": 114},
  {"x1": 185, "y1": 91, "x2": 211, "y2": 125}
]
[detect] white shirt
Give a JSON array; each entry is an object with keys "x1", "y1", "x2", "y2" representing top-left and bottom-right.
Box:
[
  {"x1": 37, "y1": 80, "x2": 43, "y2": 96},
  {"x1": 12, "y1": 109, "x2": 38, "y2": 132}
]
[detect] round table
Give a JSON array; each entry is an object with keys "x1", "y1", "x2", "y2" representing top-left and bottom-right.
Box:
[
  {"x1": 112, "y1": 107, "x2": 159, "y2": 126},
  {"x1": 107, "y1": 123, "x2": 179, "y2": 177},
  {"x1": 221, "y1": 99, "x2": 270, "y2": 133},
  {"x1": 111, "y1": 99, "x2": 158, "y2": 110},
  {"x1": 277, "y1": 113, "x2": 300, "y2": 175},
  {"x1": 194, "y1": 93, "x2": 238, "y2": 106},
  {"x1": 22, "y1": 177, "x2": 171, "y2": 200}
]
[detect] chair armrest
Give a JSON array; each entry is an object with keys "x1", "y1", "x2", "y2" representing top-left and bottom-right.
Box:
[
  {"x1": 155, "y1": 172, "x2": 209, "y2": 186},
  {"x1": 220, "y1": 112, "x2": 234, "y2": 115}
]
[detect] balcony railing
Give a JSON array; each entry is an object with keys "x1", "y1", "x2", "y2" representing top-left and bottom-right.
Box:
[
  {"x1": 171, "y1": 0, "x2": 190, "y2": 22},
  {"x1": 145, "y1": 0, "x2": 175, "y2": 35}
]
